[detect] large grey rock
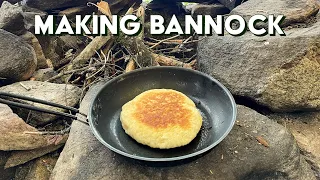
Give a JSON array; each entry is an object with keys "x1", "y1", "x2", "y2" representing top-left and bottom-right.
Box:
[
  {"x1": 50, "y1": 82, "x2": 315, "y2": 180},
  {"x1": 0, "y1": 81, "x2": 81, "y2": 125},
  {"x1": 0, "y1": 29, "x2": 37, "y2": 83},
  {"x1": 198, "y1": 18, "x2": 320, "y2": 112},
  {"x1": 230, "y1": 0, "x2": 319, "y2": 27},
  {"x1": 0, "y1": 1, "x2": 25, "y2": 35}
]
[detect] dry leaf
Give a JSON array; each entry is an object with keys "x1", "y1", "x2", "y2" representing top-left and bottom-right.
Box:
[
  {"x1": 136, "y1": 6, "x2": 145, "y2": 18},
  {"x1": 97, "y1": 1, "x2": 112, "y2": 20},
  {"x1": 256, "y1": 136, "x2": 270, "y2": 147}
]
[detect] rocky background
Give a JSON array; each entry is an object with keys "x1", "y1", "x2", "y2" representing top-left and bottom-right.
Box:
[{"x1": 0, "y1": 0, "x2": 319, "y2": 179}]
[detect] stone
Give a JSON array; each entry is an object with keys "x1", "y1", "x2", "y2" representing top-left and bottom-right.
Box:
[
  {"x1": 5, "y1": 141, "x2": 66, "y2": 168},
  {"x1": 32, "y1": 68, "x2": 60, "y2": 82},
  {"x1": 0, "y1": 104, "x2": 62, "y2": 150},
  {"x1": 50, "y1": 82, "x2": 315, "y2": 180},
  {"x1": 217, "y1": 0, "x2": 243, "y2": 10},
  {"x1": 20, "y1": 31, "x2": 50, "y2": 69},
  {"x1": 15, "y1": 155, "x2": 58, "y2": 180},
  {"x1": 230, "y1": 0, "x2": 319, "y2": 27},
  {"x1": 198, "y1": 18, "x2": 320, "y2": 112},
  {"x1": 191, "y1": 3, "x2": 229, "y2": 17},
  {"x1": 269, "y1": 112, "x2": 320, "y2": 178},
  {"x1": 21, "y1": 6, "x2": 47, "y2": 33},
  {"x1": 37, "y1": 36, "x2": 81, "y2": 69},
  {"x1": 0, "y1": 81, "x2": 81, "y2": 125},
  {"x1": 0, "y1": 1, "x2": 25, "y2": 35},
  {"x1": 0, "y1": 29, "x2": 37, "y2": 84}
]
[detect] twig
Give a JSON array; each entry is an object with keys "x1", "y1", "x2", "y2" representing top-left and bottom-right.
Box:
[
  {"x1": 150, "y1": 35, "x2": 180, "y2": 49},
  {"x1": 19, "y1": 82, "x2": 31, "y2": 91},
  {"x1": 23, "y1": 127, "x2": 71, "y2": 135},
  {"x1": 186, "y1": 53, "x2": 197, "y2": 63},
  {"x1": 46, "y1": 66, "x2": 96, "y2": 82},
  {"x1": 152, "y1": 53, "x2": 195, "y2": 69},
  {"x1": 71, "y1": 35, "x2": 112, "y2": 68}
]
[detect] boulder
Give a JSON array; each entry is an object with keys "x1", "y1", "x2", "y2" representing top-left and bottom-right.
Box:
[
  {"x1": 50, "y1": 82, "x2": 315, "y2": 180},
  {"x1": 198, "y1": 18, "x2": 320, "y2": 112},
  {"x1": 230, "y1": 0, "x2": 319, "y2": 27},
  {"x1": 0, "y1": 29, "x2": 37, "y2": 84},
  {"x1": 0, "y1": 81, "x2": 81, "y2": 125},
  {"x1": 0, "y1": 104, "x2": 64, "y2": 150},
  {"x1": 191, "y1": 3, "x2": 229, "y2": 17},
  {"x1": 0, "y1": 1, "x2": 25, "y2": 35}
]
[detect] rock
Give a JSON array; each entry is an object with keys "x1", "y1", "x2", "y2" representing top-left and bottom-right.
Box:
[
  {"x1": 5, "y1": 137, "x2": 66, "y2": 168},
  {"x1": 0, "y1": 1, "x2": 25, "y2": 35},
  {"x1": 50, "y1": 82, "x2": 315, "y2": 180},
  {"x1": 37, "y1": 35, "x2": 81, "y2": 69},
  {"x1": 15, "y1": 155, "x2": 58, "y2": 180},
  {"x1": 0, "y1": 104, "x2": 62, "y2": 150},
  {"x1": 24, "y1": 0, "x2": 141, "y2": 13},
  {"x1": 269, "y1": 112, "x2": 320, "y2": 178},
  {"x1": 198, "y1": 18, "x2": 320, "y2": 112},
  {"x1": 32, "y1": 68, "x2": 60, "y2": 82},
  {"x1": 0, "y1": 151, "x2": 16, "y2": 180},
  {"x1": 20, "y1": 31, "x2": 50, "y2": 69},
  {"x1": 0, "y1": 30, "x2": 37, "y2": 84},
  {"x1": 191, "y1": 3, "x2": 229, "y2": 17},
  {"x1": 21, "y1": 6, "x2": 47, "y2": 33},
  {"x1": 230, "y1": 0, "x2": 319, "y2": 27},
  {"x1": 216, "y1": 0, "x2": 243, "y2": 10},
  {"x1": 0, "y1": 81, "x2": 81, "y2": 125}
]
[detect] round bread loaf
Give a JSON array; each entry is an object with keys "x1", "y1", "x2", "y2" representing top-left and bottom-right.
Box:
[{"x1": 120, "y1": 89, "x2": 203, "y2": 149}]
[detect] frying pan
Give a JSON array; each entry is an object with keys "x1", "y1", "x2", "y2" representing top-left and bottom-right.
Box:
[{"x1": 0, "y1": 67, "x2": 237, "y2": 162}]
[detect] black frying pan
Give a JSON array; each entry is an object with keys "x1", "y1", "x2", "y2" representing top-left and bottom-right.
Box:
[{"x1": 0, "y1": 67, "x2": 237, "y2": 162}]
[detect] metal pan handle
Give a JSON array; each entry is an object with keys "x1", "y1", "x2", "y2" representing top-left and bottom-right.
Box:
[{"x1": 0, "y1": 92, "x2": 89, "y2": 125}]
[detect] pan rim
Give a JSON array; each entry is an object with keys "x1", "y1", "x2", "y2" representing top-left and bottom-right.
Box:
[{"x1": 88, "y1": 66, "x2": 237, "y2": 162}]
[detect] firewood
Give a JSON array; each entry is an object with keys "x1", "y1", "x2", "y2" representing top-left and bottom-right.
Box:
[{"x1": 152, "y1": 53, "x2": 195, "y2": 69}]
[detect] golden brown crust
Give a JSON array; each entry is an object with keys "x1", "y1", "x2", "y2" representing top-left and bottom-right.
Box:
[
  {"x1": 120, "y1": 89, "x2": 203, "y2": 149},
  {"x1": 133, "y1": 91, "x2": 192, "y2": 129}
]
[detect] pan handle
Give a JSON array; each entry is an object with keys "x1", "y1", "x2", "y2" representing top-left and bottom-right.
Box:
[{"x1": 0, "y1": 92, "x2": 89, "y2": 125}]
